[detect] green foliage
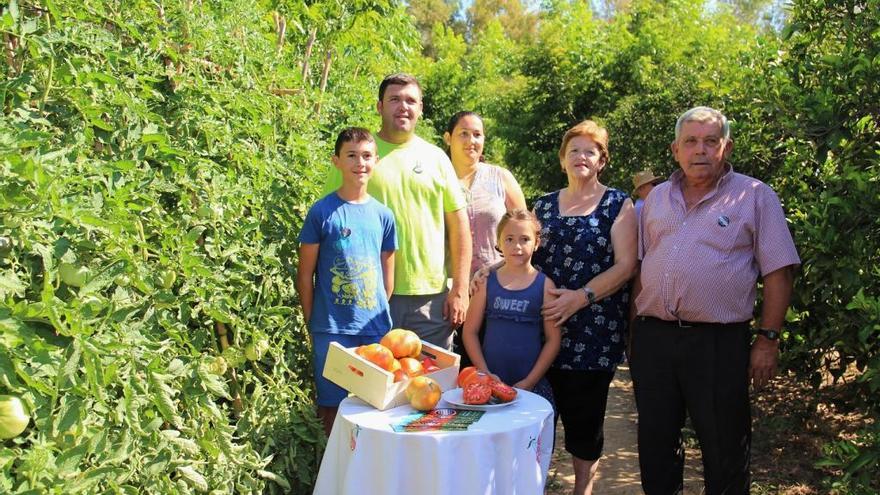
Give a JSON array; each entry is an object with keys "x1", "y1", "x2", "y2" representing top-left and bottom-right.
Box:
[
  {"x1": 816, "y1": 426, "x2": 880, "y2": 494},
  {"x1": 755, "y1": 0, "x2": 879, "y2": 488},
  {"x1": 0, "y1": 0, "x2": 418, "y2": 493},
  {"x1": 414, "y1": 0, "x2": 878, "y2": 488}
]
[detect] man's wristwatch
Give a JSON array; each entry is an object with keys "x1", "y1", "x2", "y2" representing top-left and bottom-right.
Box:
[
  {"x1": 755, "y1": 328, "x2": 780, "y2": 340},
  {"x1": 582, "y1": 286, "x2": 596, "y2": 304}
]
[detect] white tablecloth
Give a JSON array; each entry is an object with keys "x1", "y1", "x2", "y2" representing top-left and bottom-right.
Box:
[{"x1": 313, "y1": 389, "x2": 554, "y2": 495}]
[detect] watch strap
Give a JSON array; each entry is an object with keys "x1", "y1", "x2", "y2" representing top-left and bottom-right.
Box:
[
  {"x1": 582, "y1": 286, "x2": 596, "y2": 304},
  {"x1": 756, "y1": 328, "x2": 780, "y2": 340}
]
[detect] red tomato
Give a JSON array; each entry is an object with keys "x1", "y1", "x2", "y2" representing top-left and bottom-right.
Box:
[
  {"x1": 457, "y1": 366, "x2": 477, "y2": 388},
  {"x1": 490, "y1": 381, "x2": 517, "y2": 403},
  {"x1": 462, "y1": 382, "x2": 492, "y2": 405}
]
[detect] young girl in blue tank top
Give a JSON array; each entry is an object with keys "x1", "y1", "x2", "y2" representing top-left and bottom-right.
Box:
[{"x1": 461, "y1": 209, "x2": 561, "y2": 405}]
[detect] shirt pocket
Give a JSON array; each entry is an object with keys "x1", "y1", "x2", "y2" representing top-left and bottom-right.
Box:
[{"x1": 698, "y1": 214, "x2": 750, "y2": 260}]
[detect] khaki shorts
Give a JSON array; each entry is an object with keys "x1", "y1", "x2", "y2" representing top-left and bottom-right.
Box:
[{"x1": 389, "y1": 290, "x2": 453, "y2": 350}]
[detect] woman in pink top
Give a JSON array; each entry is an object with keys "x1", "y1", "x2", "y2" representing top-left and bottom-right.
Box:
[
  {"x1": 445, "y1": 111, "x2": 526, "y2": 367},
  {"x1": 443, "y1": 111, "x2": 527, "y2": 275}
]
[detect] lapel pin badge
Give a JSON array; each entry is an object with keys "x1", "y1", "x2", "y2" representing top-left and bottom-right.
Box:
[{"x1": 718, "y1": 215, "x2": 730, "y2": 227}]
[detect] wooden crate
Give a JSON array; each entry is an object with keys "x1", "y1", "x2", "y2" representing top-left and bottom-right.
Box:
[{"x1": 322, "y1": 340, "x2": 460, "y2": 410}]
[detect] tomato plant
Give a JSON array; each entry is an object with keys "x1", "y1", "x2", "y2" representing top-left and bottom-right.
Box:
[{"x1": 0, "y1": 0, "x2": 419, "y2": 492}]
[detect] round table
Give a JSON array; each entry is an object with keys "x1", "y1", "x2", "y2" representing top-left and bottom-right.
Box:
[{"x1": 313, "y1": 389, "x2": 554, "y2": 495}]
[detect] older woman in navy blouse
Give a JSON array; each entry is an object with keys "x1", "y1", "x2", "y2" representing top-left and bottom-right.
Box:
[{"x1": 533, "y1": 120, "x2": 637, "y2": 495}]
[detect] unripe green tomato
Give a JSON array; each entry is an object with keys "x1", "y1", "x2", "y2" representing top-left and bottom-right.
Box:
[
  {"x1": 159, "y1": 270, "x2": 176, "y2": 289},
  {"x1": 114, "y1": 274, "x2": 131, "y2": 287},
  {"x1": 207, "y1": 356, "x2": 227, "y2": 375},
  {"x1": 59, "y1": 262, "x2": 89, "y2": 287},
  {"x1": 244, "y1": 339, "x2": 269, "y2": 361},
  {"x1": 0, "y1": 395, "x2": 29, "y2": 439},
  {"x1": 244, "y1": 344, "x2": 259, "y2": 361}
]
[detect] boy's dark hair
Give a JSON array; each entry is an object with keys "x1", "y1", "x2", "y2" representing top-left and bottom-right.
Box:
[
  {"x1": 334, "y1": 127, "x2": 375, "y2": 156},
  {"x1": 378, "y1": 73, "x2": 422, "y2": 101}
]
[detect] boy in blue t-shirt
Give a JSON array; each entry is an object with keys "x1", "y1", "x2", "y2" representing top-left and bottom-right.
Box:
[{"x1": 296, "y1": 127, "x2": 397, "y2": 435}]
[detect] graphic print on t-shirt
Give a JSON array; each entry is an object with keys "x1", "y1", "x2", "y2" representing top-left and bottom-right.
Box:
[
  {"x1": 492, "y1": 296, "x2": 531, "y2": 313},
  {"x1": 330, "y1": 255, "x2": 379, "y2": 310}
]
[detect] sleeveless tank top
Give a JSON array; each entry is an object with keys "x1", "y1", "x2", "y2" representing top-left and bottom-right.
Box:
[
  {"x1": 464, "y1": 164, "x2": 507, "y2": 275},
  {"x1": 482, "y1": 270, "x2": 546, "y2": 386}
]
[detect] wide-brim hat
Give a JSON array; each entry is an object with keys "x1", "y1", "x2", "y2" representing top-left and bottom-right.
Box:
[{"x1": 632, "y1": 170, "x2": 663, "y2": 196}]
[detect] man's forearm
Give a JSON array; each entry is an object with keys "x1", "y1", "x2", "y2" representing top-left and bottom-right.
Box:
[{"x1": 759, "y1": 266, "x2": 794, "y2": 329}]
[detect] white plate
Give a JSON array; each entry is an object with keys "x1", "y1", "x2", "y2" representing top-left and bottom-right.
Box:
[{"x1": 441, "y1": 387, "x2": 518, "y2": 411}]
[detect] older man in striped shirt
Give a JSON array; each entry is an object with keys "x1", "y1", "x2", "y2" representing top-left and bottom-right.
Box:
[{"x1": 631, "y1": 106, "x2": 800, "y2": 495}]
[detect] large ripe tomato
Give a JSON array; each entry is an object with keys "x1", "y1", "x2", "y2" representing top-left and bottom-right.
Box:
[
  {"x1": 459, "y1": 368, "x2": 493, "y2": 388},
  {"x1": 462, "y1": 382, "x2": 492, "y2": 405},
  {"x1": 354, "y1": 343, "x2": 395, "y2": 371},
  {"x1": 0, "y1": 395, "x2": 29, "y2": 439},
  {"x1": 490, "y1": 381, "x2": 518, "y2": 403},
  {"x1": 398, "y1": 357, "x2": 425, "y2": 378},
  {"x1": 406, "y1": 376, "x2": 441, "y2": 411},
  {"x1": 457, "y1": 366, "x2": 477, "y2": 387},
  {"x1": 379, "y1": 328, "x2": 422, "y2": 359}
]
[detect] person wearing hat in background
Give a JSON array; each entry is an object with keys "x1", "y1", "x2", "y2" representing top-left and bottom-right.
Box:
[{"x1": 632, "y1": 169, "x2": 664, "y2": 219}]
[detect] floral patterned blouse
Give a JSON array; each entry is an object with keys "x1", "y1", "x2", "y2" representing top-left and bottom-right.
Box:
[{"x1": 532, "y1": 188, "x2": 630, "y2": 372}]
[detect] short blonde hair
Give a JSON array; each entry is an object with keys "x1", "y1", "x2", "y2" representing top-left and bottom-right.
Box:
[{"x1": 558, "y1": 120, "x2": 610, "y2": 165}]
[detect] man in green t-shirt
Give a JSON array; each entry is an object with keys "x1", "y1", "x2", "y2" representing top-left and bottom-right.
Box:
[{"x1": 322, "y1": 73, "x2": 471, "y2": 349}]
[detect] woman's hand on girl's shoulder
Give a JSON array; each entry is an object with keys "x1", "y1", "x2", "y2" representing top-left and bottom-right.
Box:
[{"x1": 469, "y1": 260, "x2": 504, "y2": 295}]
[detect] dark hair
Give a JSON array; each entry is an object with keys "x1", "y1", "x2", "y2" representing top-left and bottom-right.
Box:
[
  {"x1": 334, "y1": 127, "x2": 375, "y2": 156},
  {"x1": 496, "y1": 209, "x2": 542, "y2": 243},
  {"x1": 378, "y1": 73, "x2": 422, "y2": 101},
  {"x1": 445, "y1": 110, "x2": 482, "y2": 135},
  {"x1": 445, "y1": 110, "x2": 486, "y2": 162}
]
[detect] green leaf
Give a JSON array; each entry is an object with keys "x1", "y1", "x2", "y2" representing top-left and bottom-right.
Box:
[
  {"x1": 197, "y1": 365, "x2": 230, "y2": 399},
  {"x1": 257, "y1": 469, "x2": 291, "y2": 490},
  {"x1": 0, "y1": 349, "x2": 23, "y2": 389},
  {"x1": 89, "y1": 117, "x2": 114, "y2": 131},
  {"x1": 0, "y1": 272, "x2": 27, "y2": 298},
  {"x1": 53, "y1": 396, "x2": 83, "y2": 438},
  {"x1": 148, "y1": 372, "x2": 182, "y2": 428},
  {"x1": 62, "y1": 339, "x2": 82, "y2": 382},
  {"x1": 67, "y1": 466, "x2": 126, "y2": 493},
  {"x1": 845, "y1": 450, "x2": 879, "y2": 475},
  {"x1": 177, "y1": 465, "x2": 208, "y2": 492},
  {"x1": 104, "y1": 429, "x2": 132, "y2": 465},
  {"x1": 56, "y1": 441, "x2": 89, "y2": 476},
  {"x1": 184, "y1": 226, "x2": 206, "y2": 243}
]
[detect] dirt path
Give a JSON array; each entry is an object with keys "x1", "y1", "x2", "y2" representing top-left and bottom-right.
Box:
[{"x1": 545, "y1": 365, "x2": 703, "y2": 494}]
